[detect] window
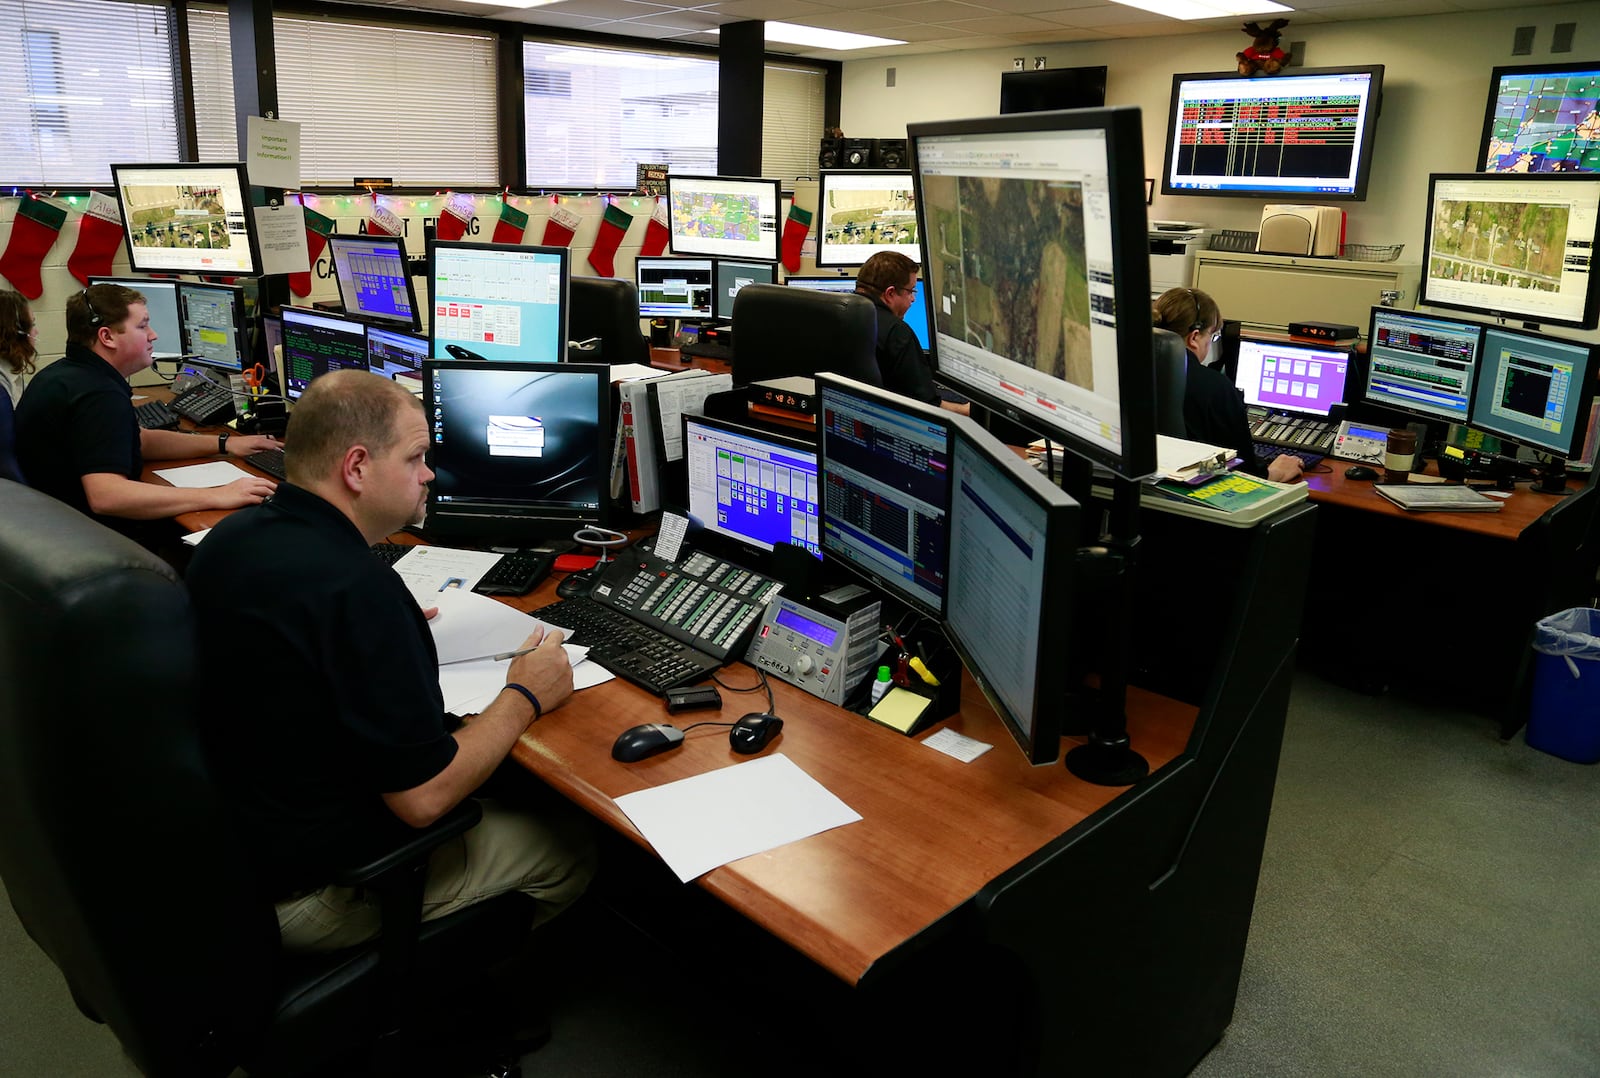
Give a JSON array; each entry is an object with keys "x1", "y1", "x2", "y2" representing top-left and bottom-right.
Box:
[
  {"x1": 185, "y1": 4, "x2": 236, "y2": 162},
  {"x1": 763, "y1": 63, "x2": 825, "y2": 181},
  {"x1": 0, "y1": 0, "x2": 181, "y2": 185}
]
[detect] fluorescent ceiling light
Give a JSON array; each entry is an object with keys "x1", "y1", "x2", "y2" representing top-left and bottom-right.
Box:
[
  {"x1": 712, "y1": 21, "x2": 905, "y2": 50},
  {"x1": 1107, "y1": 0, "x2": 1291, "y2": 18}
]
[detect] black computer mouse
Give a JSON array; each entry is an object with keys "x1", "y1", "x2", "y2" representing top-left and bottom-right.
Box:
[
  {"x1": 729, "y1": 713, "x2": 784, "y2": 755},
  {"x1": 611, "y1": 723, "x2": 685, "y2": 762},
  {"x1": 444, "y1": 344, "x2": 487, "y2": 362},
  {"x1": 1344, "y1": 465, "x2": 1380, "y2": 481},
  {"x1": 555, "y1": 568, "x2": 599, "y2": 599}
]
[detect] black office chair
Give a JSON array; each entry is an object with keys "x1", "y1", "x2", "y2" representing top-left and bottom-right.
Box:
[
  {"x1": 569, "y1": 276, "x2": 649, "y2": 367},
  {"x1": 729, "y1": 283, "x2": 881, "y2": 387},
  {"x1": 0, "y1": 480, "x2": 532, "y2": 1077},
  {"x1": 1151, "y1": 327, "x2": 1189, "y2": 438}
]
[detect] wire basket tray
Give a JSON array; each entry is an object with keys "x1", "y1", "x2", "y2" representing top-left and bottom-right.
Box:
[{"x1": 1342, "y1": 243, "x2": 1404, "y2": 262}]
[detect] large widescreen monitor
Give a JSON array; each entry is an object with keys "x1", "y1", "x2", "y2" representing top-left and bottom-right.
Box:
[
  {"x1": 280, "y1": 307, "x2": 369, "y2": 401},
  {"x1": 422, "y1": 361, "x2": 610, "y2": 542},
  {"x1": 327, "y1": 233, "x2": 420, "y2": 330},
  {"x1": 427, "y1": 241, "x2": 569, "y2": 364},
  {"x1": 944, "y1": 414, "x2": 1078, "y2": 764},
  {"x1": 1477, "y1": 62, "x2": 1600, "y2": 174},
  {"x1": 109, "y1": 162, "x2": 262, "y2": 276},
  {"x1": 1364, "y1": 306, "x2": 1484, "y2": 424},
  {"x1": 666, "y1": 175, "x2": 782, "y2": 262},
  {"x1": 815, "y1": 171, "x2": 919, "y2": 267},
  {"x1": 683, "y1": 413, "x2": 820, "y2": 560},
  {"x1": 1233, "y1": 337, "x2": 1351, "y2": 417},
  {"x1": 909, "y1": 106, "x2": 1156, "y2": 478},
  {"x1": 1418, "y1": 173, "x2": 1600, "y2": 330},
  {"x1": 1160, "y1": 67, "x2": 1385, "y2": 200},
  {"x1": 89, "y1": 276, "x2": 182, "y2": 361},
  {"x1": 1469, "y1": 326, "x2": 1597, "y2": 458},
  {"x1": 177, "y1": 282, "x2": 248, "y2": 373},
  {"x1": 713, "y1": 259, "x2": 777, "y2": 321},
  {"x1": 636, "y1": 257, "x2": 714, "y2": 320},
  {"x1": 817, "y1": 374, "x2": 953, "y2": 618}
]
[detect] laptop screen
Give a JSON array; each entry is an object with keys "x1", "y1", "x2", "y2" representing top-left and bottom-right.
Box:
[{"x1": 1234, "y1": 338, "x2": 1350, "y2": 417}]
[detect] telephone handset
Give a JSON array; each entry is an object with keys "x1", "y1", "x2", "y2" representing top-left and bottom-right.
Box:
[
  {"x1": 168, "y1": 366, "x2": 237, "y2": 426},
  {"x1": 1330, "y1": 420, "x2": 1388, "y2": 465}
]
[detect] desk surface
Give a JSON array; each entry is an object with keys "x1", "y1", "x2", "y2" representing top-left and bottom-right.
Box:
[{"x1": 1304, "y1": 463, "x2": 1572, "y2": 540}]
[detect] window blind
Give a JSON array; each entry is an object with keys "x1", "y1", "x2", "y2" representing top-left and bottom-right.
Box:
[
  {"x1": 762, "y1": 63, "x2": 825, "y2": 181},
  {"x1": 185, "y1": 3, "x2": 235, "y2": 162}
]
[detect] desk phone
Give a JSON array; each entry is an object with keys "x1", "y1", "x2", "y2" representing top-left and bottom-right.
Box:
[
  {"x1": 589, "y1": 548, "x2": 780, "y2": 663},
  {"x1": 1330, "y1": 420, "x2": 1388, "y2": 465}
]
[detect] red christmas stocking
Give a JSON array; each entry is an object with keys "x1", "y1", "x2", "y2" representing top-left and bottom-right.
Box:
[
  {"x1": 367, "y1": 202, "x2": 403, "y2": 237},
  {"x1": 587, "y1": 202, "x2": 633, "y2": 277},
  {"x1": 781, "y1": 204, "x2": 812, "y2": 274},
  {"x1": 289, "y1": 204, "x2": 334, "y2": 298},
  {"x1": 540, "y1": 202, "x2": 579, "y2": 248},
  {"x1": 0, "y1": 196, "x2": 67, "y2": 299},
  {"x1": 494, "y1": 200, "x2": 529, "y2": 245},
  {"x1": 67, "y1": 192, "x2": 125, "y2": 286},
  {"x1": 639, "y1": 199, "x2": 669, "y2": 258},
  {"x1": 437, "y1": 193, "x2": 473, "y2": 243}
]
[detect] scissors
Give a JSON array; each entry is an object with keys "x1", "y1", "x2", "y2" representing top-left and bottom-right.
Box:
[{"x1": 241, "y1": 362, "x2": 267, "y2": 397}]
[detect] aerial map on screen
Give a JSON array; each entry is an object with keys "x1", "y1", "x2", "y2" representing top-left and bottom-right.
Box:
[
  {"x1": 1428, "y1": 197, "x2": 1568, "y2": 293},
  {"x1": 1482, "y1": 69, "x2": 1600, "y2": 173}
]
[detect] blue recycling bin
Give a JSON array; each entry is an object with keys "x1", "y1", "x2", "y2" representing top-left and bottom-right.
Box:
[{"x1": 1527, "y1": 608, "x2": 1600, "y2": 765}]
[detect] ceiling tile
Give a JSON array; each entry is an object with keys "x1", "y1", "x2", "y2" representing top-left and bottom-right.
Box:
[
  {"x1": 799, "y1": 11, "x2": 921, "y2": 30},
  {"x1": 535, "y1": 0, "x2": 674, "y2": 16},
  {"x1": 936, "y1": 13, "x2": 1064, "y2": 32},
  {"x1": 502, "y1": 7, "x2": 612, "y2": 23},
  {"x1": 708, "y1": 0, "x2": 829, "y2": 17},
  {"x1": 870, "y1": 0, "x2": 996, "y2": 20},
  {"x1": 971, "y1": 0, "x2": 1106, "y2": 11},
  {"x1": 1299, "y1": 0, "x2": 1452, "y2": 15},
  {"x1": 1039, "y1": 4, "x2": 1169, "y2": 24},
  {"x1": 1003, "y1": 26, "x2": 1112, "y2": 39}
]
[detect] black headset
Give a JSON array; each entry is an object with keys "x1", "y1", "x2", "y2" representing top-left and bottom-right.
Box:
[{"x1": 81, "y1": 288, "x2": 103, "y2": 328}]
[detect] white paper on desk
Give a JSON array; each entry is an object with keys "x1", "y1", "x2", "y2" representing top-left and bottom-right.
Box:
[
  {"x1": 393, "y1": 545, "x2": 503, "y2": 603},
  {"x1": 613, "y1": 754, "x2": 862, "y2": 883},
  {"x1": 438, "y1": 649, "x2": 598, "y2": 714},
  {"x1": 426, "y1": 587, "x2": 548, "y2": 662},
  {"x1": 181, "y1": 527, "x2": 211, "y2": 547},
  {"x1": 609, "y1": 363, "x2": 661, "y2": 383},
  {"x1": 153, "y1": 461, "x2": 254, "y2": 488}
]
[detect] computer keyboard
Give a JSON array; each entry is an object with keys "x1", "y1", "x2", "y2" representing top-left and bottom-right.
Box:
[
  {"x1": 533, "y1": 595, "x2": 722, "y2": 695},
  {"x1": 246, "y1": 447, "x2": 286, "y2": 480},
  {"x1": 170, "y1": 381, "x2": 236, "y2": 425},
  {"x1": 1254, "y1": 443, "x2": 1324, "y2": 470},
  {"x1": 371, "y1": 542, "x2": 411, "y2": 566},
  {"x1": 472, "y1": 551, "x2": 553, "y2": 596},
  {"x1": 1248, "y1": 411, "x2": 1337, "y2": 455},
  {"x1": 134, "y1": 400, "x2": 179, "y2": 430}
]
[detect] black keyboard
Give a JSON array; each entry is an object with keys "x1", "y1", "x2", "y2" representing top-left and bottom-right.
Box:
[
  {"x1": 1248, "y1": 410, "x2": 1336, "y2": 455},
  {"x1": 372, "y1": 542, "x2": 411, "y2": 566},
  {"x1": 533, "y1": 595, "x2": 721, "y2": 695},
  {"x1": 1254, "y1": 443, "x2": 1324, "y2": 470},
  {"x1": 171, "y1": 381, "x2": 235, "y2": 425},
  {"x1": 473, "y1": 551, "x2": 553, "y2": 596},
  {"x1": 246, "y1": 447, "x2": 286, "y2": 480},
  {"x1": 134, "y1": 400, "x2": 179, "y2": 430}
]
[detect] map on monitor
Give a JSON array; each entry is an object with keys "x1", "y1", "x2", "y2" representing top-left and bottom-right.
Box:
[{"x1": 1478, "y1": 62, "x2": 1600, "y2": 174}]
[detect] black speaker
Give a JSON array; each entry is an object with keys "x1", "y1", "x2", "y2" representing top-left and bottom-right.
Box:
[
  {"x1": 842, "y1": 138, "x2": 875, "y2": 168},
  {"x1": 818, "y1": 138, "x2": 842, "y2": 171},
  {"x1": 874, "y1": 138, "x2": 907, "y2": 169}
]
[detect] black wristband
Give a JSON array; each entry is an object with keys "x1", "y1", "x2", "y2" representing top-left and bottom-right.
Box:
[
  {"x1": 502, "y1": 682, "x2": 542, "y2": 721},
  {"x1": 217, "y1": 431, "x2": 229, "y2": 456}
]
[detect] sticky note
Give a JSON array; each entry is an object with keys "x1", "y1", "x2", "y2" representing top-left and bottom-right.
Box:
[{"x1": 869, "y1": 688, "x2": 932, "y2": 733}]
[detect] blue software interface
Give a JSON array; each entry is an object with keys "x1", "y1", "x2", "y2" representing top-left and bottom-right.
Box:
[
  {"x1": 431, "y1": 246, "x2": 565, "y2": 363},
  {"x1": 685, "y1": 417, "x2": 820, "y2": 558},
  {"x1": 1366, "y1": 308, "x2": 1482, "y2": 422},
  {"x1": 367, "y1": 325, "x2": 428, "y2": 379},
  {"x1": 329, "y1": 235, "x2": 414, "y2": 327},
  {"x1": 787, "y1": 275, "x2": 930, "y2": 349},
  {"x1": 1471, "y1": 327, "x2": 1595, "y2": 455}
]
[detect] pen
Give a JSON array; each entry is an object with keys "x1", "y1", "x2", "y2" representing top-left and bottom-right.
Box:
[{"x1": 438, "y1": 645, "x2": 539, "y2": 667}]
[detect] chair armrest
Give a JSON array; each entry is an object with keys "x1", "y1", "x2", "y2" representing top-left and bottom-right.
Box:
[{"x1": 327, "y1": 801, "x2": 483, "y2": 889}]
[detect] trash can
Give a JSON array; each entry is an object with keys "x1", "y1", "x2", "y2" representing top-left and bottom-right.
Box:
[{"x1": 1527, "y1": 607, "x2": 1600, "y2": 764}]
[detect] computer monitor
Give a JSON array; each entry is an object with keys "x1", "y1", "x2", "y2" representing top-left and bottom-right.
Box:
[
  {"x1": 636, "y1": 257, "x2": 714, "y2": 320},
  {"x1": 788, "y1": 274, "x2": 933, "y2": 352},
  {"x1": 713, "y1": 259, "x2": 777, "y2": 321},
  {"x1": 944, "y1": 415, "x2": 1078, "y2": 764},
  {"x1": 88, "y1": 276, "x2": 182, "y2": 361},
  {"x1": 177, "y1": 282, "x2": 248, "y2": 373},
  {"x1": 1478, "y1": 62, "x2": 1600, "y2": 174},
  {"x1": 666, "y1": 175, "x2": 782, "y2": 262},
  {"x1": 423, "y1": 361, "x2": 610, "y2": 543},
  {"x1": 427, "y1": 241, "x2": 569, "y2": 364},
  {"x1": 817, "y1": 374, "x2": 953, "y2": 618},
  {"x1": 366, "y1": 324, "x2": 428, "y2": 380},
  {"x1": 109, "y1": 161, "x2": 262, "y2": 276},
  {"x1": 327, "y1": 233, "x2": 420, "y2": 331},
  {"x1": 1160, "y1": 67, "x2": 1385, "y2": 200},
  {"x1": 909, "y1": 106, "x2": 1156, "y2": 478},
  {"x1": 1000, "y1": 66, "x2": 1107, "y2": 114},
  {"x1": 815, "y1": 171, "x2": 919, "y2": 268},
  {"x1": 1418, "y1": 173, "x2": 1600, "y2": 330},
  {"x1": 1469, "y1": 326, "x2": 1598, "y2": 458},
  {"x1": 280, "y1": 307, "x2": 369, "y2": 402},
  {"x1": 1234, "y1": 337, "x2": 1351, "y2": 417},
  {"x1": 1363, "y1": 306, "x2": 1484, "y2": 424},
  {"x1": 683, "y1": 414, "x2": 820, "y2": 560}
]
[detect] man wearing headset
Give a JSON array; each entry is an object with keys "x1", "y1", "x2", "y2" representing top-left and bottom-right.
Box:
[{"x1": 14, "y1": 283, "x2": 279, "y2": 540}]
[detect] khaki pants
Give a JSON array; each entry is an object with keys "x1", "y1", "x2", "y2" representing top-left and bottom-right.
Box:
[{"x1": 274, "y1": 798, "x2": 596, "y2": 952}]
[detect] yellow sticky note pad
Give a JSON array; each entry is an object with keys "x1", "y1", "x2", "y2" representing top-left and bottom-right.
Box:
[{"x1": 869, "y1": 688, "x2": 931, "y2": 734}]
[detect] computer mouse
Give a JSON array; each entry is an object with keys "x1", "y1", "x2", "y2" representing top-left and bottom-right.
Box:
[
  {"x1": 444, "y1": 344, "x2": 487, "y2": 362},
  {"x1": 555, "y1": 568, "x2": 599, "y2": 599},
  {"x1": 729, "y1": 713, "x2": 784, "y2": 755},
  {"x1": 1344, "y1": 465, "x2": 1380, "y2": 481},
  {"x1": 611, "y1": 723, "x2": 685, "y2": 763}
]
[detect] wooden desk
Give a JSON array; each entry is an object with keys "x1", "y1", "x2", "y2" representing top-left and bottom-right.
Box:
[{"x1": 1304, "y1": 463, "x2": 1572, "y2": 540}]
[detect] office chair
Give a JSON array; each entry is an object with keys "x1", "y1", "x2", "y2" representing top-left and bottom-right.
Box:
[
  {"x1": 0, "y1": 480, "x2": 533, "y2": 1077},
  {"x1": 729, "y1": 283, "x2": 881, "y2": 387},
  {"x1": 1151, "y1": 327, "x2": 1189, "y2": 438},
  {"x1": 570, "y1": 276, "x2": 649, "y2": 366}
]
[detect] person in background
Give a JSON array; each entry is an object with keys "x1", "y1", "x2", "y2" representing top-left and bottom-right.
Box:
[
  {"x1": 0, "y1": 289, "x2": 35, "y2": 484},
  {"x1": 1153, "y1": 287, "x2": 1303, "y2": 484},
  {"x1": 854, "y1": 251, "x2": 969, "y2": 415}
]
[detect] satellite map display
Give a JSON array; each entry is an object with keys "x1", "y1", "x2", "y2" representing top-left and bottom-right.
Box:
[
  {"x1": 1428, "y1": 198, "x2": 1568, "y2": 294},
  {"x1": 671, "y1": 191, "x2": 762, "y2": 242},
  {"x1": 121, "y1": 184, "x2": 234, "y2": 250},
  {"x1": 820, "y1": 187, "x2": 918, "y2": 248},
  {"x1": 1482, "y1": 70, "x2": 1600, "y2": 173},
  {"x1": 921, "y1": 174, "x2": 1094, "y2": 389}
]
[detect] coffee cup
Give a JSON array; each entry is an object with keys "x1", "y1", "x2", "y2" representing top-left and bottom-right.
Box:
[{"x1": 1384, "y1": 429, "x2": 1418, "y2": 484}]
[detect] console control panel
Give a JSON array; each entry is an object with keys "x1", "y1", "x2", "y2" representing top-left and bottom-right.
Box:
[
  {"x1": 745, "y1": 594, "x2": 881, "y2": 706},
  {"x1": 593, "y1": 549, "x2": 781, "y2": 662}
]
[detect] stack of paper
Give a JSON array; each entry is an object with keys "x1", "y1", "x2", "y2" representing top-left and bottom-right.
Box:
[{"x1": 425, "y1": 588, "x2": 610, "y2": 714}]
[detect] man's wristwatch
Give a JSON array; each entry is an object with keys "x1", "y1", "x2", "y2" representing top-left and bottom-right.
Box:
[{"x1": 217, "y1": 431, "x2": 230, "y2": 456}]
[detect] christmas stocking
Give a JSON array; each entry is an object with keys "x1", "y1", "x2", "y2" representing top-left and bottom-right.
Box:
[
  {"x1": 289, "y1": 204, "x2": 335, "y2": 298},
  {"x1": 539, "y1": 202, "x2": 579, "y2": 248},
  {"x1": 67, "y1": 192, "x2": 125, "y2": 286},
  {"x1": 367, "y1": 202, "x2": 404, "y2": 237},
  {"x1": 781, "y1": 204, "x2": 812, "y2": 274},
  {"x1": 639, "y1": 199, "x2": 670, "y2": 258},
  {"x1": 0, "y1": 197, "x2": 67, "y2": 299},
  {"x1": 587, "y1": 201, "x2": 633, "y2": 277},
  {"x1": 494, "y1": 200, "x2": 530, "y2": 245},
  {"x1": 437, "y1": 192, "x2": 474, "y2": 243}
]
